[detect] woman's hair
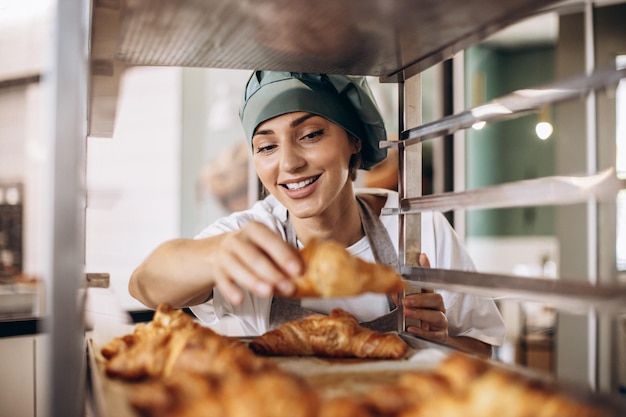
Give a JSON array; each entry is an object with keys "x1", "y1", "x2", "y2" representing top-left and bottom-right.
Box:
[{"x1": 348, "y1": 134, "x2": 362, "y2": 181}]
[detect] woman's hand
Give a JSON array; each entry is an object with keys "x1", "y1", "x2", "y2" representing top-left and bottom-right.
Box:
[
  {"x1": 402, "y1": 290, "x2": 449, "y2": 344},
  {"x1": 129, "y1": 221, "x2": 303, "y2": 309},
  {"x1": 209, "y1": 221, "x2": 302, "y2": 305},
  {"x1": 402, "y1": 253, "x2": 449, "y2": 344},
  {"x1": 400, "y1": 253, "x2": 493, "y2": 357}
]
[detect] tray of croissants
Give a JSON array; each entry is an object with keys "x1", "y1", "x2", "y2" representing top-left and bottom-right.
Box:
[{"x1": 89, "y1": 239, "x2": 624, "y2": 417}]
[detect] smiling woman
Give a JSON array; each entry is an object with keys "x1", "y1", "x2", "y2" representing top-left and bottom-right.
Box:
[
  {"x1": 252, "y1": 112, "x2": 358, "y2": 225},
  {"x1": 129, "y1": 70, "x2": 505, "y2": 358}
]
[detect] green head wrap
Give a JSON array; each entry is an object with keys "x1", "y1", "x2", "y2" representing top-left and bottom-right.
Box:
[{"x1": 239, "y1": 71, "x2": 388, "y2": 170}]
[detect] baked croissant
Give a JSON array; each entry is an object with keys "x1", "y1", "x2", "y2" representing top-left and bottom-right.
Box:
[
  {"x1": 359, "y1": 353, "x2": 608, "y2": 417},
  {"x1": 131, "y1": 370, "x2": 319, "y2": 417},
  {"x1": 248, "y1": 308, "x2": 409, "y2": 359},
  {"x1": 102, "y1": 304, "x2": 271, "y2": 380},
  {"x1": 292, "y1": 238, "x2": 405, "y2": 297}
]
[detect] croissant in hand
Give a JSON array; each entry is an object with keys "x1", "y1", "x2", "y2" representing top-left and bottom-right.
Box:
[
  {"x1": 249, "y1": 308, "x2": 409, "y2": 359},
  {"x1": 292, "y1": 238, "x2": 405, "y2": 298}
]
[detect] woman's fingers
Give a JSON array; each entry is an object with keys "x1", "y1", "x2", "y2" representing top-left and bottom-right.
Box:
[
  {"x1": 212, "y1": 266, "x2": 245, "y2": 305},
  {"x1": 417, "y1": 252, "x2": 431, "y2": 268},
  {"x1": 406, "y1": 325, "x2": 448, "y2": 344},
  {"x1": 403, "y1": 303, "x2": 447, "y2": 325},
  {"x1": 240, "y1": 222, "x2": 304, "y2": 277},
  {"x1": 213, "y1": 222, "x2": 302, "y2": 301},
  {"x1": 402, "y1": 292, "x2": 448, "y2": 344},
  {"x1": 402, "y1": 292, "x2": 446, "y2": 312}
]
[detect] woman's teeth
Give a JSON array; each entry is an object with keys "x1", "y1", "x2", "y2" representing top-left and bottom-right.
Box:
[{"x1": 285, "y1": 176, "x2": 318, "y2": 190}]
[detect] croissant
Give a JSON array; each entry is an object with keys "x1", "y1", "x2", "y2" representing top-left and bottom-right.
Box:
[
  {"x1": 291, "y1": 238, "x2": 406, "y2": 297},
  {"x1": 318, "y1": 396, "x2": 375, "y2": 417},
  {"x1": 102, "y1": 304, "x2": 272, "y2": 380},
  {"x1": 248, "y1": 308, "x2": 409, "y2": 359},
  {"x1": 388, "y1": 354, "x2": 609, "y2": 417},
  {"x1": 130, "y1": 369, "x2": 319, "y2": 417}
]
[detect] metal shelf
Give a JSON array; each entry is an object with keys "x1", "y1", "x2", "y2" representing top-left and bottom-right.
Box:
[
  {"x1": 381, "y1": 168, "x2": 626, "y2": 214},
  {"x1": 381, "y1": 66, "x2": 626, "y2": 149},
  {"x1": 116, "y1": 0, "x2": 559, "y2": 78},
  {"x1": 401, "y1": 266, "x2": 626, "y2": 315},
  {"x1": 88, "y1": 0, "x2": 562, "y2": 137}
]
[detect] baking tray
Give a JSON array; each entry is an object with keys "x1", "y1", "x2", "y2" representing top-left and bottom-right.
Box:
[
  {"x1": 86, "y1": 332, "x2": 447, "y2": 417},
  {"x1": 87, "y1": 330, "x2": 626, "y2": 417}
]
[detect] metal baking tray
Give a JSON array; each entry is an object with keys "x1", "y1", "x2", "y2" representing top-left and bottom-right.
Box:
[{"x1": 86, "y1": 330, "x2": 626, "y2": 417}]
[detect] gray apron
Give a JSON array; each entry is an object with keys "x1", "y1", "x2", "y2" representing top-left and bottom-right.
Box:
[{"x1": 269, "y1": 196, "x2": 401, "y2": 332}]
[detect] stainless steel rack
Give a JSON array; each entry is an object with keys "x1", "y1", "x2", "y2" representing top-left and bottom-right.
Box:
[
  {"x1": 389, "y1": 0, "x2": 626, "y2": 395},
  {"x1": 385, "y1": 168, "x2": 624, "y2": 213},
  {"x1": 381, "y1": 66, "x2": 626, "y2": 148},
  {"x1": 401, "y1": 266, "x2": 626, "y2": 315},
  {"x1": 383, "y1": 66, "x2": 626, "y2": 321}
]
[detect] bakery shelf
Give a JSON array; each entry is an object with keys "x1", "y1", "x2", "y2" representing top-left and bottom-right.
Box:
[
  {"x1": 381, "y1": 168, "x2": 625, "y2": 214},
  {"x1": 400, "y1": 267, "x2": 626, "y2": 315},
  {"x1": 380, "y1": 66, "x2": 626, "y2": 149},
  {"x1": 116, "y1": 0, "x2": 560, "y2": 78}
]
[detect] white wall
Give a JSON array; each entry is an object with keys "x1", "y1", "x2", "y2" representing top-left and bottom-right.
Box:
[
  {"x1": 0, "y1": 1, "x2": 52, "y2": 80},
  {"x1": 466, "y1": 236, "x2": 559, "y2": 277},
  {"x1": 86, "y1": 66, "x2": 182, "y2": 311}
]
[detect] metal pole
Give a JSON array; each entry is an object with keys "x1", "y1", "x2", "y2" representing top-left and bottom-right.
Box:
[
  {"x1": 584, "y1": 0, "x2": 599, "y2": 391},
  {"x1": 399, "y1": 74, "x2": 423, "y2": 332},
  {"x1": 453, "y1": 51, "x2": 467, "y2": 240},
  {"x1": 44, "y1": 0, "x2": 89, "y2": 416}
]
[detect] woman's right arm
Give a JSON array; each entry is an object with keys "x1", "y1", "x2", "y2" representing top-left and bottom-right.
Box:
[{"x1": 128, "y1": 222, "x2": 302, "y2": 309}]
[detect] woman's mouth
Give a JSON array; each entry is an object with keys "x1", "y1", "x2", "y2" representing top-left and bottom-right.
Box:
[{"x1": 282, "y1": 175, "x2": 320, "y2": 191}]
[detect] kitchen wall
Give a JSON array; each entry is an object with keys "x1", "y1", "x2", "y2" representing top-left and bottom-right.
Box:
[
  {"x1": 465, "y1": 45, "x2": 556, "y2": 238},
  {"x1": 0, "y1": 4, "x2": 52, "y2": 287},
  {"x1": 86, "y1": 66, "x2": 182, "y2": 312}
]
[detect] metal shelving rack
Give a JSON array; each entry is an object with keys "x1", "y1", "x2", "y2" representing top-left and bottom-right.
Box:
[
  {"x1": 388, "y1": 3, "x2": 626, "y2": 394},
  {"x1": 386, "y1": 67, "x2": 626, "y2": 312},
  {"x1": 45, "y1": 0, "x2": 626, "y2": 415}
]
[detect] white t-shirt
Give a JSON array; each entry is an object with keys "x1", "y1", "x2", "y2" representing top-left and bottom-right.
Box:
[{"x1": 190, "y1": 189, "x2": 505, "y2": 346}]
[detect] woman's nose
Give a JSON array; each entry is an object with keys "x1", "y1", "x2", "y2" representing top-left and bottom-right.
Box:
[{"x1": 279, "y1": 143, "x2": 306, "y2": 172}]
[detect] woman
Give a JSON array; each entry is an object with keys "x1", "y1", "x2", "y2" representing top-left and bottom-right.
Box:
[{"x1": 129, "y1": 71, "x2": 505, "y2": 357}]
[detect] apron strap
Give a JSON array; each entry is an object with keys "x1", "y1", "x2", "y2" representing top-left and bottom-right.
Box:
[{"x1": 269, "y1": 195, "x2": 400, "y2": 331}]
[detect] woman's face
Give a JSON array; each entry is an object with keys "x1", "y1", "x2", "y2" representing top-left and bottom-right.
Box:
[{"x1": 252, "y1": 112, "x2": 359, "y2": 219}]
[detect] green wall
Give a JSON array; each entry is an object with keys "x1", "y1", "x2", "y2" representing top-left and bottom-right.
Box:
[{"x1": 465, "y1": 45, "x2": 556, "y2": 237}]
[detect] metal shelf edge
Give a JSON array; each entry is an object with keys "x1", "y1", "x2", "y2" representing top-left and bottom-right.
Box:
[
  {"x1": 401, "y1": 266, "x2": 626, "y2": 315},
  {"x1": 381, "y1": 66, "x2": 626, "y2": 149},
  {"x1": 380, "y1": 168, "x2": 625, "y2": 214}
]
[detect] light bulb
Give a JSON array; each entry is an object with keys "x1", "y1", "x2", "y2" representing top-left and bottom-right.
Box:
[{"x1": 535, "y1": 122, "x2": 553, "y2": 140}]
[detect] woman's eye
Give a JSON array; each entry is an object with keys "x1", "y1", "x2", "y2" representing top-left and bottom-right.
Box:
[
  {"x1": 256, "y1": 144, "x2": 276, "y2": 154},
  {"x1": 301, "y1": 129, "x2": 324, "y2": 141}
]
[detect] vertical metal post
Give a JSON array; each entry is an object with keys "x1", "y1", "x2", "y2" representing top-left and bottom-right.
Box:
[
  {"x1": 43, "y1": 0, "x2": 89, "y2": 416},
  {"x1": 400, "y1": 74, "x2": 422, "y2": 266},
  {"x1": 453, "y1": 51, "x2": 467, "y2": 240},
  {"x1": 584, "y1": 0, "x2": 599, "y2": 391},
  {"x1": 399, "y1": 74, "x2": 422, "y2": 331}
]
